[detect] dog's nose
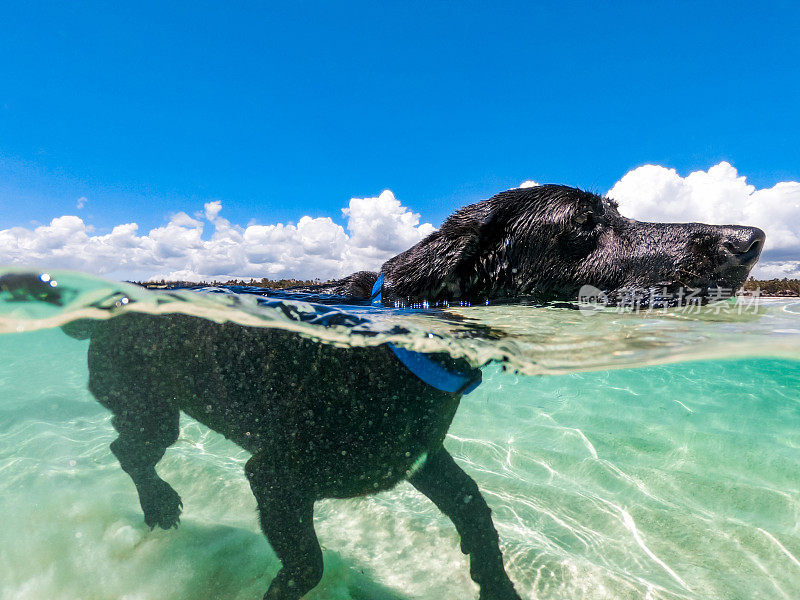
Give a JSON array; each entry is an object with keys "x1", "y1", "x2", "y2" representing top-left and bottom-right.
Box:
[{"x1": 720, "y1": 226, "x2": 766, "y2": 265}]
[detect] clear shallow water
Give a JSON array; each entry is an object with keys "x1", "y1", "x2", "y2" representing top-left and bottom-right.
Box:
[{"x1": 1, "y1": 269, "x2": 800, "y2": 599}]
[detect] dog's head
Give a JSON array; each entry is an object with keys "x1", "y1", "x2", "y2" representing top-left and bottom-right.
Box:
[{"x1": 382, "y1": 185, "x2": 765, "y2": 304}]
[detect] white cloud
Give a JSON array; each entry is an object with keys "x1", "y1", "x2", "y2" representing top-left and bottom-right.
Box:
[
  {"x1": 76, "y1": 196, "x2": 87, "y2": 209},
  {"x1": 203, "y1": 200, "x2": 222, "y2": 221},
  {"x1": 342, "y1": 190, "x2": 436, "y2": 267},
  {"x1": 0, "y1": 191, "x2": 435, "y2": 282},
  {"x1": 518, "y1": 180, "x2": 539, "y2": 188},
  {"x1": 607, "y1": 162, "x2": 800, "y2": 278}
]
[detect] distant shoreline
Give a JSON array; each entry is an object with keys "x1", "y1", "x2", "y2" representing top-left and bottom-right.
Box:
[{"x1": 136, "y1": 277, "x2": 333, "y2": 290}]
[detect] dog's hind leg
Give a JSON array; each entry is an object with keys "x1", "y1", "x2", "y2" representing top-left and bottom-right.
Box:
[
  {"x1": 108, "y1": 403, "x2": 183, "y2": 530},
  {"x1": 246, "y1": 452, "x2": 323, "y2": 600},
  {"x1": 410, "y1": 448, "x2": 521, "y2": 600}
]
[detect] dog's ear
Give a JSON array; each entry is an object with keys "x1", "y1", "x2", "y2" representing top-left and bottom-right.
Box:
[{"x1": 381, "y1": 200, "x2": 501, "y2": 302}]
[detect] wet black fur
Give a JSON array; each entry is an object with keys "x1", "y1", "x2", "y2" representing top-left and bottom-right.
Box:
[
  {"x1": 83, "y1": 314, "x2": 518, "y2": 600},
  {"x1": 51, "y1": 184, "x2": 762, "y2": 600}
]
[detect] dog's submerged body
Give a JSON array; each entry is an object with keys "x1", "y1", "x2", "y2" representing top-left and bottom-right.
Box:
[
  {"x1": 54, "y1": 185, "x2": 764, "y2": 600},
  {"x1": 84, "y1": 313, "x2": 515, "y2": 599}
]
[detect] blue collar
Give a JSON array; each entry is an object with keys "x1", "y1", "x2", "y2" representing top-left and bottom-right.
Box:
[
  {"x1": 372, "y1": 273, "x2": 481, "y2": 395},
  {"x1": 388, "y1": 344, "x2": 482, "y2": 395},
  {"x1": 371, "y1": 273, "x2": 384, "y2": 305}
]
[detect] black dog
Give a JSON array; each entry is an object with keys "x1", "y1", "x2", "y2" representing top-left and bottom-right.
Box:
[{"x1": 7, "y1": 184, "x2": 763, "y2": 600}]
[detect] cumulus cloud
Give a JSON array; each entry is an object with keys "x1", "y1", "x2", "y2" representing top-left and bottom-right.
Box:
[
  {"x1": 342, "y1": 189, "x2": 436, "y2": 266},
  {"x1": 607, "y1": 162, "x2": 800, "y2": 278},
  {"x1": 0, "y1": 190, "x2": 434, "y2": 282},
  {"x1": 518, "y1": 180, "x2": 540, "y2": 188}
]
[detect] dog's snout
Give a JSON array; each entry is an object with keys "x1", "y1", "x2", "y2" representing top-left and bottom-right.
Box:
[{"x1": 721, "y1": 226, "x2": 766, "y2": 265}]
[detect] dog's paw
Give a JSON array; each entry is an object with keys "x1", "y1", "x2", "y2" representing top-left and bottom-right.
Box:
[
  {"x1": 138, "y1": 478, "x2": 183, "y2": 530},
  {"x1": 478, "y1": 579, "x2": 522, "y2": 600}
]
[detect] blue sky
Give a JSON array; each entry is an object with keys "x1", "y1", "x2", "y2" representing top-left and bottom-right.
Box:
[{"x1": 2, "y1": 1, "x2": 798, "y2": 234}]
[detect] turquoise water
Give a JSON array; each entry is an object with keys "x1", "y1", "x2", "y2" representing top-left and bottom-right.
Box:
[{"x1": 1, "y1": 270, "x2": 799, "y2": 599}]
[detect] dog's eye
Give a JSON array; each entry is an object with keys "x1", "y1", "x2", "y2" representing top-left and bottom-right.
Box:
[{"x1": 574, "y1": 210, "x2": 594, "y2": 228}]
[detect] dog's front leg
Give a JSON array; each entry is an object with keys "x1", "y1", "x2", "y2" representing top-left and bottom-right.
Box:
[
  {"x1": 245, "y1": 452, "x2": 323, "y2": 600},
  {"x1": 410, "y1": 447, "x2": 521, "y2": 600},
  {"x1": 109, "y1": 408, "x2": 183, "y2": 530}
]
